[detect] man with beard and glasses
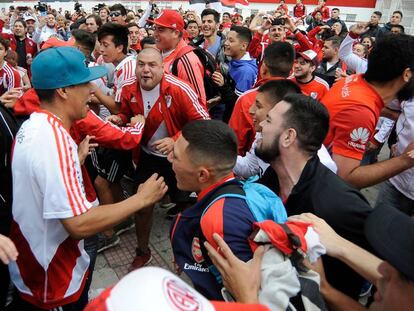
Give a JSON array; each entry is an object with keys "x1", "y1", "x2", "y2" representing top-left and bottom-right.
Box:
[
  {"x1": 321, "y1": 34, "x2": 414, "y2": 190},
  {"x1": 255, "y1": 93, "x2": 372, "y2": 299}
]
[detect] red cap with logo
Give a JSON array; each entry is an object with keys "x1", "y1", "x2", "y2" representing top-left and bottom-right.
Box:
[
  {"x1": 149, "y1": 9, "x2": 184, "y2": 32},
  {"x1": 296, "y1": 49, "x2": 319, "y2": 67},
  {"x1": 85, "y1": 267, "x2": 269, "y2": 311}
]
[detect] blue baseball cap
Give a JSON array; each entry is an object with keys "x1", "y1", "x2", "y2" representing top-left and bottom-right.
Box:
[{"x1": 32, "y1": 47, "x2": 107, "y2": 90}]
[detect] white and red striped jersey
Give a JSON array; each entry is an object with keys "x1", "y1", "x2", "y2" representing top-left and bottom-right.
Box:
[
  {"x1": 0, "y1": 61, "x2": 21, "y2": 96},
  {"x1": 113, "y1": 55, "x2": 136, "y2": 102},
  {"x1": 9, "y1": 111, "x2": 92, "y2": 309}
]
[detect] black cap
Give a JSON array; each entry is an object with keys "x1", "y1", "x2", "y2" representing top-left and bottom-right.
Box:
[{"x1": 365, "y1": 205, "x2": 414, "y2": 282}]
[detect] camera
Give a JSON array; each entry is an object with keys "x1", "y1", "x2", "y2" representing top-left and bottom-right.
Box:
[
  {"x1": 74, "y1": 1, "x2": 83, "y2": 13},
  {"x1": 149, "y1": 4, "x2": 159, "y2": 21},
  {"x1": 93, "y1": 3, "x2": 106, "y2": 12},
  {"x1": 34, "y1": 2, "x2": 48, "y2": 13}
]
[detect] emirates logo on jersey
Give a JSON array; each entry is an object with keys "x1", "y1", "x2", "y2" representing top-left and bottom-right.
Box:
[
  {"x1": 191, "y1": 237, "x2": 204, "y2": 263},
  {"x1": 163, "y1": 278, "x2": 202, "y2": 311}
]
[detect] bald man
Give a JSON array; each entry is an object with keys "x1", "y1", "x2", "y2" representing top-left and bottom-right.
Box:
[{"x1": 113, "y1": 48, "x2": 211, "y2": 270}]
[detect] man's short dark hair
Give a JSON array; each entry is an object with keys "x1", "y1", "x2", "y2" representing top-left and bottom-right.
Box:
[
  {"x1": 185, "y1": 20, "x2": 198, "y2": 29},
  {"x1": 182, "y1": 120, "x2": 237, "y2": 175},
  {"x1": 365, "y1": 34, "x2": 414, "y2": 83},
  {"x1": 373, "y1": 11, "x2": 382, "y2": 18},
  {"x1": 263, "y1": 42, "x2": 295, "y2": 78},
  {"x1": 97, "y1": 22, "x2": 129, "y2": 54},
  {"x1": 332, "y1": 8, "x2": 340, "y2": 12},
  {"x1": 109, "y1": 3, "x2": 127, "y2": 16},
  {"x1": 391, "y1": 24, "x2": 405, "y2": 33},
  {"x1": 257, "y1": 79, "x2": 301, "y2": 105},
  {"x1": 141, "y1": 36, "x2": 155, "y2": 48},
  {"x1": 325, "y1": 35, "x2": 341, "y2": 48},
  {"x1": 127, "y1": 22, "x2": 139, "y2": 29},
  {"x1": 125, "y1": 16, "x2": 134, "y2": 24},
  {"x1": 86, "y1": 14, "x2": 103, "y2": 28},
  {"x1": 230, "y1": 25, "x2": 252, "y2": 44},
  {"x1": 72, "y1": 29, "x2": 97, "y2": 54},
  {"x1": 282, "y1": 94, "x2": 329, "y2": 154},
  {"x1": 0, "y1": 36, "x2": 9, "y2": 50},
  {"x1": 393, "y1": 10, "x2": 403, "y2": 18},
  {"x1": 35, "y1": 89, "x2": 56, "y2": 103},
  {"x1": 14, "y1": 18, "x2": 26, "y2": 28},
  {"x1": 201, "y1": 8, "x2": 220, "y2": 23}
]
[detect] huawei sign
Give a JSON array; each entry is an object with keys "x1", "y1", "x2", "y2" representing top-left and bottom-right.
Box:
[{"x1": 348, "y1": 127, "x2": 370, "y2": 150}]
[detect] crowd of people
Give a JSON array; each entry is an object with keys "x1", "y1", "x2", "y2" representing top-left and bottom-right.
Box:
[{"x1": 0, "y1": 0, "x2": 413, "y2": 310}]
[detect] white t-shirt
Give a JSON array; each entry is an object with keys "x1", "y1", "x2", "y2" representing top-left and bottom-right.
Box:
[
  {"x1": 140, "y1": 85, "x2": 169, "y2": 157},
  {"x1": 9, "y1": 111, "x2": 91, "y2": 308},
  {"x1": 390, "y1": 99, "x2": 414, "y2": 199}
]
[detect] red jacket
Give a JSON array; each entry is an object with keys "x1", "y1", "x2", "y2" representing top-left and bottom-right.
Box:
[
  {"x1": 277, "y1": 4, "x2": 289, "y2": 14},
  {"x1": 0, "y1": 20, "x2": 38, "y2": 74},
  {"x1": 293, "y1": 4, "x2": 307, "y2": 18},
  {"x1": 249, "y1": 31, "x2": 313, "y2": 63},
  {"x1": 162, "y1": 39, "x2": 206, "y2": 106},
  {"x1": 118, "y1": 74, "x2": 210, "y2": 146},
  {"x1": 312, "y1": 4, "x2": 330, "y2": 21}
]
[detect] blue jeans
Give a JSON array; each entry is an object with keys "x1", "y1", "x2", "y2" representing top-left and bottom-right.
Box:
[{"x1": 374, "y1": 180, "x2": 414, "y2": 216}]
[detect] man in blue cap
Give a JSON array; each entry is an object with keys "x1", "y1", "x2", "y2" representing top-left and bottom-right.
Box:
[{"x1": 8, "y1": 47, "x2": 168, "y2": 310}]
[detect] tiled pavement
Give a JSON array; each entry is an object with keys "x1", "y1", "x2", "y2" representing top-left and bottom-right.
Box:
[{"x1": 90, "y1": 205, "x2": 188, "y2": 295}]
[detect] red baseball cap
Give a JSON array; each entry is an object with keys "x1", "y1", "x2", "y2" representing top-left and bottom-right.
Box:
[
  {"x1": 296, "y1": 49, "x2": 319, "y2": 67},
  {"x1": 149, "y1": 9, "x2": 184, "y2": 32}
]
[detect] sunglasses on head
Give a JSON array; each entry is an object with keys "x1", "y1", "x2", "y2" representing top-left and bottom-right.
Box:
[{"x1": 109, "y1": 11, "x2": 122, "y2": 17}]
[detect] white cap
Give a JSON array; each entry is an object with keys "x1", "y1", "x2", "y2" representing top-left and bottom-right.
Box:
[{"x1": 85, "y1": 267, "x2": 268, "y2": 311}]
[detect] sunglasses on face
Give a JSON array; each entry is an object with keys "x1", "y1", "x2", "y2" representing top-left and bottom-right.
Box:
[{"x1": 109, "y1": 11, "x2": 122, "y2": 17}]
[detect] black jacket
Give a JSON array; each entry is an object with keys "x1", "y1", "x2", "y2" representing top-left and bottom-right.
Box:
[
  {"x1": 364, "y1": 24, "x2": 381, "y2": 38},
  {"x1": 0, "y1": 105, "x2": 19, "y2": 235},
  {"x1": 260, "y1": 155, "x2": 372, "y2": 299},
  {"x1": 315, "y1": 60, "x2": 348, "y2": 87},
  {"x1": 377, "y1": 22, "x2": 393, "y2": 38}
]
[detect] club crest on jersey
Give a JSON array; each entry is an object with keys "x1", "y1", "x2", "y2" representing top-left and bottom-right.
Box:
[
  {"x1": 165, "y1": 95, "x2": 172, "y2": 108},
  {"x1": 191, "y1": 237, "x2": 204, "y2": 263},
  {"x1": 163, "y1": 278, "x2": 201, "y2": 311}
]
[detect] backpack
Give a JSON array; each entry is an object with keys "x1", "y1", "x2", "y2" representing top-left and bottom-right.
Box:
[
  {"x1": 201, "y1": 176, "x2": 287, "y2": 224},
  {"x1": 171, "y1": 45, "x2": 220, "y2": 101},
  {"x1": 197, "y1": 176, "x2": 288, "y2": 289}
]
